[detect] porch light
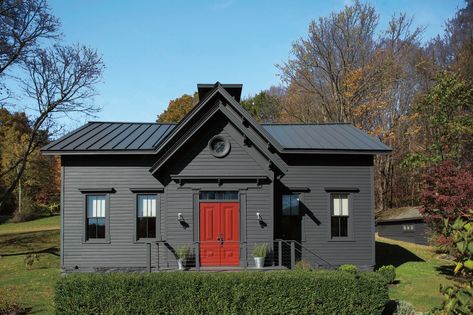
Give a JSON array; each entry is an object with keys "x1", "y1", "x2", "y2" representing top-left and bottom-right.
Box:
[
  {"x1": 256, "y1": 212, "x2": 263, "y2": 221},
  {"x1": 178, "y1": 213, "x2": 185, "y2": 222}
]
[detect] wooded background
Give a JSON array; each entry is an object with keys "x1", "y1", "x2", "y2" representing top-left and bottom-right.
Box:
[
  {"x1": 158, "y1": 0, "x2": 473, "y2": 213},
  {"x1": 1, "y1": 0, "x2": 472, "y2": 221}
]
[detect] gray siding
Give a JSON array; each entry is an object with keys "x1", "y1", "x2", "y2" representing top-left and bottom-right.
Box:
[
  {"x1": 377, "y1": 221, "x2": 430, "y2": 245},
  {"x1": 61, "y1": 116, "x2": 273, "y2": 270},
  {"x1": 62, "y1": 161, "x2": 164, "y2": 270},
  {"x1": 279, "y1": 155, "x2": 375, "y2": 269}
]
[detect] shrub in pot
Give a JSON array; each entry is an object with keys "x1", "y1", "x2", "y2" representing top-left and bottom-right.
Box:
[
  {"x1": 175, "y1": 246, "x2": 190, "y2": 270},
  {"x1": 252, "y1": 243, "x2": 269, "y2": 268}
]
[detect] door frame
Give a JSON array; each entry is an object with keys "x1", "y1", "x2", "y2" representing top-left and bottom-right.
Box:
[{"x1": 193, "y1": 189, "x2": 246, "y2": 267}]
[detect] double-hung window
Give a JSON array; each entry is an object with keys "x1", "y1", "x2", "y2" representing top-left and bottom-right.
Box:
[
  {"x1": 86, "y1": 195, "x2": 106, "y2": 240},
  {"x1": 330, "y1": 194, "x2": 349, "y2": 238},
  {"x1": 137, "y1": 195, "x2": 157, "y2": 239}
]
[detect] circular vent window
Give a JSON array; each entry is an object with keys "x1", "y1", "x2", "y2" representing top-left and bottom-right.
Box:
[{"x1": 209, "y1": 135, "x2": 230, "y2": 158}]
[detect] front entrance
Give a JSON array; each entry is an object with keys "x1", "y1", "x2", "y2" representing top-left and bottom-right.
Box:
[{"x1": 199, "y1": 202, "x2": 240, "y2": 266}]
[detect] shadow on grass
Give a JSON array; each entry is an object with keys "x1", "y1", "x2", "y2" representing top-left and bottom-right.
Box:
[
  {"x1": 376, "y1": 241, "x2": 424, "y2": 268},
  {"x1": 0, "y1": 230, "x2": 59, "y2": 256}
]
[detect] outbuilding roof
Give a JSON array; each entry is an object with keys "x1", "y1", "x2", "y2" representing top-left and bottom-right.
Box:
[
  {"x1": 376, "y1": 206, "x2": 424, "y2": 223},
  {"x1": 41, "y1": 121, "x2": 391, "y2": 154}
]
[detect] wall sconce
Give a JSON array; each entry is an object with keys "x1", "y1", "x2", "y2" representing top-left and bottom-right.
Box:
[
  {"x1": 256, "y1": 212, "x2": 263, "y2": 221},
  {"x1": 178, "y1": 213, "x2": 185, "y2": 222},
  {"x1": 256, "y1": 212, "x2": 267, "y2": 228}
]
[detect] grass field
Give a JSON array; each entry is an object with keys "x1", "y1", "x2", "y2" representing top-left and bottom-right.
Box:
[
  {"x1": 376, "y1": 235, "x2": 456, "y2": 312},
  {"x1": 0, "y1": 216, "x2": 60, "y2": 314},
  {"x1": 0, "y1": 216, "x2": 458, "y2": 314}
]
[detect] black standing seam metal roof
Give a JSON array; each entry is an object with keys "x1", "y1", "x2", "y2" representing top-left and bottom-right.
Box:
[{"x1": 41, "y1": 121, "x2": 391, "y2": 154}]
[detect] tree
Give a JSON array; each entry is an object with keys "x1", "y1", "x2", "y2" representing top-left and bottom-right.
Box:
[
  {"x1": 240, "y1": 88, "x2": 282, "y2": 123},
  {"x1": 0, "y1": 1, "x2": 104, "y2": 214},
  {"x1": 421, "y1": 161, "x2": 473, "y2": 244},
  {"x1": 412, "y1": 71, "x2": 473, "y2": 164},
  {"x1": 157, "y1": 92, "x2": 198, "y2": 123},
  {"x1": 277, "y1": 0, "x2": 424, "y2": 210},
  {"x1": 0, "y1": 0, "x2": 59, "y2": 102}
]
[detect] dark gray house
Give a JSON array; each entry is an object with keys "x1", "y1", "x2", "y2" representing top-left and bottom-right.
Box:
[
  {"x1": 376, "y1": 207, "x2": 430, "y2": 245},
  {"x1": 42, "y1": 83, "x2": 391, "y2": 272}
]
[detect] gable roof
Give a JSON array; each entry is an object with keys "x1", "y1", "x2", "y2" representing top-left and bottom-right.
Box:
[
  {"x1": 149, "y1": 83, "x2": 287, "y2": 174},
  {"x1": 41, "y1": 122, "x2": 391, "y2": 155},
  {"x1": 41, "y1": 82, "x2": 392, "y2": 156}
]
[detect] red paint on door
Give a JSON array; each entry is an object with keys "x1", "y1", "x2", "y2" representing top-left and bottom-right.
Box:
[{"x1": 200, "y1": 202, "x2": 239, "y2": 266}]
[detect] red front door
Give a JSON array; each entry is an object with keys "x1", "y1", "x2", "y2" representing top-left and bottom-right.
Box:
[{"x1": 200, "y1": 202, "x2": 239, "y2": 266}]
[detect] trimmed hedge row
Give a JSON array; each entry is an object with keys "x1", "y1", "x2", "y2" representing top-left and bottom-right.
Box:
[{"x1": 55, "y1": 270, "x2": 389, "y2": 315}]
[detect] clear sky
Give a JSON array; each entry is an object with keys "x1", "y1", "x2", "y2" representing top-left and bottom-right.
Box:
[{"x1": 48, "y1": 0, "x2": 465, "y2": 124}]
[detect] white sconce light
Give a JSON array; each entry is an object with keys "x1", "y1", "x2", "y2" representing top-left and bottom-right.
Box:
[
  {"x1": 178, "y1": 213, "x2": 185, "y2": 222},
  {"x1": 256, "y1": 212, "x2": 263, "y2": 221}
]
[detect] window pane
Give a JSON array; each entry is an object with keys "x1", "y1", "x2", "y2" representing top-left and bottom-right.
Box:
[
  {"x1": 138, "y1": 195, "x2": 157, "y2": 217},
  {"x1": 208, "y1": 191, "x2": 215, "y2": 200},
  {"x1": 199, "y1": 191, "x2": 208, "y2": 200},
  {"x1": 138, "y1": 218, "x2": 147, "y2": 238},
  {"x1": 341, "y1": 196, "x2": 349, "y2": 216},
  {"x1": 282, "y1": 195, "x2": 291, "y2": 216},
  {"x1": 147, "y1": 218, "x2": 156, "y2": 238},
  {"x1": 87, "y1": 218, "x2": 97, "y2": 239},
  {"x1": 87, "y1": 195, "x2": 106, "y2": 218},
  {"x1": 96, "y1": 218, "x2": 106, "y2": 239},
  {"x1": 290, "y1": 195, "x2": 299, "y2": 216},
  {"x1": 332, "y1": 195, "x2": 341, "y2": 216},
  {"x1": 331, "y1": 217, "x2": 340, "y2": 237},
  {"x1": 340, "y1": 217, "x2": 348, "y2": 237},
  {"x1": 215, "y1": 191, "x2": 225, "y2": 200}
]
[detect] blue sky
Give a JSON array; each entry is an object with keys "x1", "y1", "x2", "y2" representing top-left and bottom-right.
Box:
[{"x1": 48, "y1": 0, "x2": 465, "y2": 124}]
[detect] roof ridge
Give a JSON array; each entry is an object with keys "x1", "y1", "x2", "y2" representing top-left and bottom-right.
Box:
[
  {"x1": 261, "y1": 122, "x2": 353, "y2": 125},
  {"x1": 88, "y1": 121, "x2": 178, "y2": 125}
]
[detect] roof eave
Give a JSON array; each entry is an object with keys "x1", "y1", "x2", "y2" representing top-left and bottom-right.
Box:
[
  {"x1": 280, "y1": 148, "x2": 392, "y2": 155},
  {"x1": 41, "y1": 150, "x2": 156, "y2": 156}
]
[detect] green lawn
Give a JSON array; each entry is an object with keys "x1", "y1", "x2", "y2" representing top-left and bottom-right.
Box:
[
  {"x1": 0, "y1": 216, "x2": 60, "y2": 314},
  {"x1": 0, "y1": 215, "x2": 458, "y2": 314},
  {"x1": 0, "y1": 215, "x2": 59, "y2": 236},
  {"x1": 376, "y1": 235, "x2": 456, "y2": 313}
]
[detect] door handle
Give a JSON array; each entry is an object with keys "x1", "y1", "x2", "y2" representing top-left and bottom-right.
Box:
[{"x1": 219, "y1": 234, "x2": 224, "y2": 245}]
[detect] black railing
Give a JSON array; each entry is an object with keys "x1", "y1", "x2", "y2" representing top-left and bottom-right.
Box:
[{"x1": 143, "y1": 240, "x2": 333, "y2": 271}]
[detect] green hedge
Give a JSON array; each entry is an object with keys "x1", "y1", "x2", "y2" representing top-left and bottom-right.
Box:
[{"x1": 55, "y1": 270, "x2": 389, "y2": 315}]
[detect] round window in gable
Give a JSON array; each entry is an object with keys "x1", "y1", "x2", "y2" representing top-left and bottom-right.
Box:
[{"x1": 209, "y1": 135, "x2": 230, "y2": 158}]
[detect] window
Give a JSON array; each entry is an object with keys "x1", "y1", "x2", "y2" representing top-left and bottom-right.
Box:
[
  {"x1": 86, "y1": 195, "x2": 106, "y2": 239},
  {"x1": 137, "y1": 195, "x2": 157, "y2": 239},
  {"x1": 199, "y1": 191, "x2": 238, "y2": 200},
  {"x1": 403, "y1": 224, "x2": 414, "y2": 232},
  {"x1": 282, "y1": 194, "x2": 300, "y2": 216},
  {"x1": 331, "y1": 194, "x2": 349, "y2": 238},
  {"x1": 208, "y1": 135, "x2": 230, "y2": 157}
]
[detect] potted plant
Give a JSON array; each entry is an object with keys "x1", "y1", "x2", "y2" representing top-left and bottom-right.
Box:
[
  {"x1": 176, "y1": 246, "x2": 190, "y2": 270},
  {"x1": 252, "y1": 243, "x2": 269, "y2": 269}
]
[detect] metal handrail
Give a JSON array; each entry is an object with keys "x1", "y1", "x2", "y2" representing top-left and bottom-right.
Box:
[{"x1": 274, "y1": 239, "x2": 334, "y2": 268}]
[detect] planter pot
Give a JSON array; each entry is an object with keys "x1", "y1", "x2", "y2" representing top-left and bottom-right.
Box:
[
  {"x1": 254, "y1": 257, "x2": 265, "y2": 269},
  {"x1": 177, "y1": 258, "x2": 185, "y2": 270}
]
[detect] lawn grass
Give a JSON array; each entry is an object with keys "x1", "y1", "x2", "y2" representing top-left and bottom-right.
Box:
[
  {"x1": 0, "y1": 215, "x2": 59, "y2": 236},
  {"x1": 0, "y1": 215, "x2": 458, "y2": 314},
  {"x1": 0, "y1": 216, "x2": 60, "y2": 314},
  {"x1": 376, "y1": 235, "x2": 456, "y2": 313}
]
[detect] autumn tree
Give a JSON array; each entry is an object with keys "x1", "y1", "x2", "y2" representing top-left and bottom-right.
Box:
[
  {"x1": 157, "y1": 92, "x2": 199, "y2": 123},
  {"x1": 277, "y1": 0, "x2": 424, "y2": 210},
  {"x1": 0, "y1": 1, "x2": 104, "y2": 215}
]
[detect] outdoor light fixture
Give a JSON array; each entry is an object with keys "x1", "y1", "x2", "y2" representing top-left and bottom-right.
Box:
[
  {"x1": 256, "y1": 212, "x2": 263, "y2": 221},
  {"x1": 178, "y1": 213, "x2": 185, "y2": 222}
]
